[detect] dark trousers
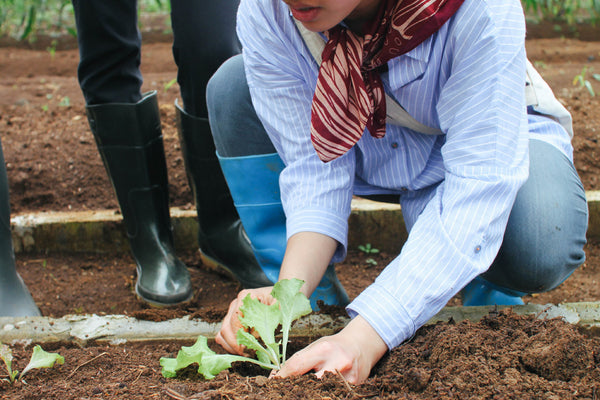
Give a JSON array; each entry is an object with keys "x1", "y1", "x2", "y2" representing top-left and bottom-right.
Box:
[{"x1": 72, "y1": 0, "x2": 241, "y2": 117}]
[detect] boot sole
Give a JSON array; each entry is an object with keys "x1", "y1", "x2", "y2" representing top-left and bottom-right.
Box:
[
  {"x1": 134, "y1": 282, "x2": 194, "y2": 307},
  {"x1": 198, "y1": 250, "x2": 238, "y2": 282}
]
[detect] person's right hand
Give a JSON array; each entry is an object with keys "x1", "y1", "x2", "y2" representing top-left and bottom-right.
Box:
[
  {"x1": 273, "y1": 315, "x2": 388, "y2": 384},
  {"x1": 216, "y1": 286, "x2": 275, "y2": 355}
]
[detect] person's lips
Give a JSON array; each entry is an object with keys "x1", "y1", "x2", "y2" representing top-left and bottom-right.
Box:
[{"x1": 289, "y1": 4, "x2": 320, "y2": 22}]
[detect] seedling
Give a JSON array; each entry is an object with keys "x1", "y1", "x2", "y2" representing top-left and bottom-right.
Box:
[
  {"x1": 160, "y1": 278, "x2": 312, "y2": 380},
  {"x1": 358, "y1": 243, "x2": 379, "y2": 255},
  {"x1": 365, "y1": 258, "x2": 378, "y2": 267},
  {"x1": 46, "y1": 39, "x2": 57, "y2": 58},
  {"x1": 573, "y1": 66, "x2": 596, "y2": 97},
  {"x1": 0, "y1": 343, "x2": 64, "y2": 383},
  {"x1": 58, "y1": 96, "x2": 71, "y2": 107},
  {"x1": 163, "y1": 77, "x2": 177, "y2": 92}
]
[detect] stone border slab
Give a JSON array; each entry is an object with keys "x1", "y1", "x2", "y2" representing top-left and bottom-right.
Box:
[
  {"x1": 11, "y1": 191, "x2": 599, "y2": 255},
  {"x1": 2, "y1": 302, "x2": 599, "y2": 345}
]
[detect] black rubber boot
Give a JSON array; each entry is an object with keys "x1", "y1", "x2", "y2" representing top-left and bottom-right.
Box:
[
  {"x1": 86, "y1": 91, "x2": 193, "y2": 305},
  {"x1": 0, "y1": 140, "x2": 41, "y2": 317},
  {"x1": 175, "y1": 101, "x2": 272, "y2": 289}
]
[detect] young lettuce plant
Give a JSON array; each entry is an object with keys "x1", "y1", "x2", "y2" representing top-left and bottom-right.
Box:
[
  {"x1": 0, "y1": 343, "x2": 64, "y2": 383},
  {"x1": 160, "y1": 278, "x2": 312, "y2": 379}
]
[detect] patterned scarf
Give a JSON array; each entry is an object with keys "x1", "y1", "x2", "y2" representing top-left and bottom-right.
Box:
[{"x1": 310, "y1": 0, "x2": 464, "y2": 162}]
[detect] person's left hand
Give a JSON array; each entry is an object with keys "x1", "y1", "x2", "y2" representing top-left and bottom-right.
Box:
[
  {"x1": 273, "y1": 315, "x2": 388, "y2": 384},
  {"x1": 216, "y1": 286, "x2": 275, "y2": 355}
]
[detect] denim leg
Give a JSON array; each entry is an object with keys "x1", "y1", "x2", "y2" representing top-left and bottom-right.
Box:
[
  {"x1": 482, "y1": 139, "x2": 588, "y2": 293},
  {"x1": 206, "y1": 54, "x2": 276, "y2": 157}
]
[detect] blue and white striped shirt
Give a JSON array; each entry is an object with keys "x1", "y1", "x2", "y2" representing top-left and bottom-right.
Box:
[{"x1": 237, "y1": 0, "x2": 573, "y2": 349}]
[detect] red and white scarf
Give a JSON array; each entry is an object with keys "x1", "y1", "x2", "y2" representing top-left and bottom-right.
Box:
[{"x1": 310, "y1": 0, "x2": 464, "y2": 162}]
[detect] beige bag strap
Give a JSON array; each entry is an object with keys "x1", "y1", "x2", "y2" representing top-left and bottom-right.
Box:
[
  {"x1": 294, "y1": 19, "x2": 574, "y2": 138},
  {"x1": 524, "y1": 60, "x2": 574, "y2": 137}
]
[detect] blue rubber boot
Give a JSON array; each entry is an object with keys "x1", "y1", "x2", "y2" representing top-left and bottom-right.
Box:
[
  {"x1": 218, "y1": 153, "x2": 349, "y2": 309},
  {"x1": 461, "y1": 276, "x2": 526, "y2": 306}
]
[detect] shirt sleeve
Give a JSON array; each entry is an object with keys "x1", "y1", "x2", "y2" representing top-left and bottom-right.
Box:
[
  {"x1": 348, "y1": 0, "x2": 531, "y2": 348},
  {"x1": 237, "y1": 0, "x2": 355, "y2": 261}
]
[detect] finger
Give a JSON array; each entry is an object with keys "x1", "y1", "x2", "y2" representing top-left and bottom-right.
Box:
[
  {"x1": 275, "y1": 348, "x2": 325, "y2": 379},
  {"x1": 216, "y1": 317, "x2": 239, "y2": 354},
  {"x1": 215, "y1": 331, "x2": 237, "y2": 354},
  {"x1": 217, "y1": 299, "x2": 245, "y2": 355}
]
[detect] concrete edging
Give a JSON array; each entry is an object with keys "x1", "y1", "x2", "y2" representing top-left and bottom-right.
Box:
[
  {"x1": 3, "y1": 192, "x2": 600, "y2": 344},
  {"x1": 2, "y1": 302, "x2": 599, "y2": 344},
  {"x1": 10, "y1": 190, "x2": 600, "y2": 255}
]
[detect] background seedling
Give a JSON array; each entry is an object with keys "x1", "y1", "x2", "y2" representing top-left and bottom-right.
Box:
[
  {"x1": 0, "y1": 343, "x2": 64, "y2": 383},
  {"x1": 358, "y1": 243, "x2": 379, "y2": 255},
  {"x1": 358, "y1": 244, "x2": 380, "y2": 266},
  {"x1": 163, "y1": 77, "x2": 177, "y2": 92},
  {"x1": 573, "y1": 66, "x2": 596, "y2": 96}
]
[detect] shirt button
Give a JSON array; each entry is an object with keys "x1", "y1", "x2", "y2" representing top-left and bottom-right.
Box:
[
  {"x1": 474, "y1": 245, "x2": 482, "y2": 254},
  {"x1": 391, "y1": 142, "x2": 398, "y2": 149}
]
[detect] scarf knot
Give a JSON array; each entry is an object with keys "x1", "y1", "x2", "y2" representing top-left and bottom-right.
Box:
[{"x1": 310, "y1": 0, "x2": 464, "y2": 162}]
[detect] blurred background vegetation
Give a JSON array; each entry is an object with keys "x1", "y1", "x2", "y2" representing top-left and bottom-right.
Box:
[
  {"x1": 0, "y1": 0, "x2": 598, "y2": 43},
  {"x1": 0, "y1": 0, "x2": 169, "y2": 42}
]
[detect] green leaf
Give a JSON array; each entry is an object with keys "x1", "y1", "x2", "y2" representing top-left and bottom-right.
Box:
[
  {"x1": 20, "y1": 5, "x2": 35, "y2": 40},
  {"x1": 584, "y1": 81, "x2": 595, "y2": 97},
  {"x1": 0, "y1": 342, "x2": 17, "y2": 382},
  {"x1": 160, "y1": 337, "x2": 207, "y2": 378},
  {"x1": 160, "y1": 336, "x2": 274, "y2": 380},
  {"x1": 271, "y1": 279, "x2": 312, "y2": 364},
  {"x1": 236, "y1": 328, "x2": 277, "y2": 367},
  {"x1": 238, "y1": 294, "x2": 281, "y2": 349},
  {"x1": 358, "y1": 243, "x2": 379, "y2": 254},
  {"x1": 19, "y1": 345, "x2": 64, "y2": 380}
]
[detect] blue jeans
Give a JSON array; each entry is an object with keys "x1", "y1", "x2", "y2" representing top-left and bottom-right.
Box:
[{"x1": 207, "y1": 54, "x2": 588, "y2": 295}]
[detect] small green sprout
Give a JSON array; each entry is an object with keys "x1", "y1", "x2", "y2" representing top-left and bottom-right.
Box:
[
  {"x1": 46, "y1": 40, "x2": 57, "y2": 59},
  {"x1": 163, "y1": 77, "x2": 177, "y2": 92},
  {"x1": 358, "y1": 243, "x2": 379, "y2": 255},
  {"x1": 365, "y1": 258, "x2": 378, "y2": 266},
  {"x1": 573, "y1": 66, "x2": 595, "y2": 97},
  {"x1": 58, "y1": 96, "x2": 71, "y2": 107},
  {"x1": 1, "y1": 343, "x2": 64, "y2": 383}
]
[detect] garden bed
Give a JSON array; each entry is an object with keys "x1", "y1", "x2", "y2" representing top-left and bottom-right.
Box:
[
  {"x1": 1, "y1": 29, "x2": 600, "y2": 399},
  {"x1": 1, "y1": 311, "x2": 599, "y2": 399}
]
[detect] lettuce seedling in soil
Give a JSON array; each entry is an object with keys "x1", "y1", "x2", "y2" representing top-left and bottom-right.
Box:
[
  {"x1": 0, "y1": 343, "x2": 64, "y2": 383},
  {"x1": 160, "y1": 278, "x2": 312, "y2": 379}
]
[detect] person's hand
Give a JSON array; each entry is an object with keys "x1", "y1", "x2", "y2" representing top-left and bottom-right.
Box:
[
  {"x1": 216, "y1": 286, "x2": 275, "y2": 355},
  {"x1": 274, "y1": 315, "x2": 388, "y2": 384}
]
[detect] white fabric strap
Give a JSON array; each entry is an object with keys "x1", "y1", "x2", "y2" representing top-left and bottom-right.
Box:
[
  {"x1": 295, "y1": 19, "x2": 573, "y2": 138},
  {"x1": 525, "y1": 60, "x2": 573, "y2": 137}
]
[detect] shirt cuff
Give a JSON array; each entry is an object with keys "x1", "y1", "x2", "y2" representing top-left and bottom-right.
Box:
[
  {"x1": 347, "y1": 282, "x2": 416, "y2": 349},
  {"x1": 286, "y1": 208, "x2": 349, "y2": 262}
]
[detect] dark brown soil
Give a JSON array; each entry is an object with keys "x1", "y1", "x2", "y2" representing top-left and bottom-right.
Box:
[
  {"x1": 1, "y1": 311, "x2": 599, "y2": 399},
  {"x1": 1, "y1": 30, "x2": 600, "y2": 399}
]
